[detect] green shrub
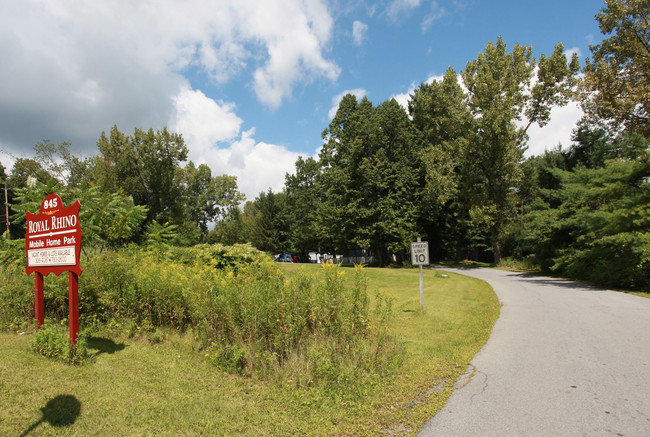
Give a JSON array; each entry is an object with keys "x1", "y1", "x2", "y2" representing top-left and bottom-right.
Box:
[
  {"x1": 205, "y1": 341, "x2": 248, "y2": 374},
  {"x1": 2, "y1": 244, "x2": 400, "y2": 392},
  {"x1": 30, "y1": 322, "x2": 89, "y2": 364},
  {"x1": 168, "y1": 243, "x2": 269, "y2": 270},
  {"x1": 198, "y1": 261, "x2": 400, "y2": 394},
  {"x1": 0, "y1": 264, "x2": 33, "y2": 330},
  {"x1": 497, "y1": 256, "x2": 539, "y2": 271},
  {"x1": 552, "y1": 231, "x2": 650, "y2": 290}
]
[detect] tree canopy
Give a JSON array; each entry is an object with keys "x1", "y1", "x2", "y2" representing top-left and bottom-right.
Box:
[
  {"x1": 3, "y1": 0, "x2": 648, "y2": 289},
  {"x1": 581, "y1": 0, "x2": 650, "y2": 136},
  {"x1": 3, "y1": 130, "x2": 245, "y2": 247}
]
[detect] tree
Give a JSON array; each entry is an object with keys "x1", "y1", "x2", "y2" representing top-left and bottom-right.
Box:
[
  {"x1": 503, "y1": 126, "x2": 650, "y2": 290},
  {"x1": 179, "y1": 162, "x2": 244, "y2": 235},
  {"x1": 319, "y1": 95, "x2": 422, "y2": 265},
  {"x1": 563, "y1": 120, "x2": 648, "y2": 169},
  {"x1": 95, "y1": 125, "x2": 188, "y2": 224},
  {"x1": 459, "y1": 37, "x2": 579, "y2": 262},
  {"x1": 319, "y1": 95, "x2": 375, "y2": 254},
  {"x1": 500, "y1": 147, "x2": 569, "y2": 266},
  {"x1": 409, "y1": 68, "x2": 475, "y2": 260},
  {"x1": 410, "y1": 68, "x2": 472, "y2": 207},
  {"x1": 581, "y1": 0, "x2": 650, "y2": 136},
  {"x1": 179, "y1": 162, "x2": 211, "y2": 232},
  {"x1": 1, "y1": 162, "x2": 8, "y2": 235},
  {"x1": 210, "y1": 174, "x2": 245, "y2": 225},
  {"x1": 284, "y1": 156, "x2": 324, "y2": 258},
  {"x1": 209, "y1": 207, "x2": 246, "y2": 246},
  {"x1": 33, "y1": 140, "x2": 95, "y2": 188},
  {"x1": 407, "y1": 39, "x2": 578, "y2": 262},
  {"x1": 525, "y1": 43, "x2": 581, "y2": 135},
  {"x1": 541, "y1": 151, "x2": 649, "y2": 289},
  {"x1": 6, "y1": 158, "x2": 52, "y2": 190},
  {"x1": 243, "y1": 190, "x2": 290, "y2": 254},
  {"x1": 363, "y1": 98, "x2": 422, "y2": 263},
  {"x1": 564, "y1": 121, "x2": 616, "y2": 169}
]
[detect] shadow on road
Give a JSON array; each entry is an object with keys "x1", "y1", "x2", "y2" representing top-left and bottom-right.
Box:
[
  {"x1": 431, "y1": 265, "x2": 606, "y2": 292},
  {"x1": 505, "y1": 272, "x2": 604, "y2": 291}
]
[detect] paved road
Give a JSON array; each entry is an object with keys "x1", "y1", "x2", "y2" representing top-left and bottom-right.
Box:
[{"x1": 418, "y1": 268, "x2": 650, "y2": 437}]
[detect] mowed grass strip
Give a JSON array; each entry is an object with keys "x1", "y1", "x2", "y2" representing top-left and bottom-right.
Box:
[{"x1": 0, "y1": 266, "x2": 499, "y2": 436}]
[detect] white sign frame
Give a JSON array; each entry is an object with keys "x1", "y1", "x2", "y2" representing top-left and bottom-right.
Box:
[
  {"x1": 28, "y1": 246, "x2": 77, "y2": 267},
  {"x1": 411, "y1": 241, "x2": 429, "y2": 266}
]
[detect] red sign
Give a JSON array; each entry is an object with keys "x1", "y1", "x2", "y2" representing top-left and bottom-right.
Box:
[{"x1": 25, "y1": 193, "x2": 82, "y2": 276}]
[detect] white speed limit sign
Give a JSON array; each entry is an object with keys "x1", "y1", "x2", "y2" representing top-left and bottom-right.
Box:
[{"x1": 411, "y1": 241, "x2": 429, "y2": 265}]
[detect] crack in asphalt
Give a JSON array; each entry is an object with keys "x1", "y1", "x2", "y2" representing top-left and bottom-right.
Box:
[
  {"x1": 453, "y1": 364, "x2": 489, "y2": 404},
  {"x1": 455, "y1": 364, "x2": 476, "y2": 391},
  {"x1": 470, "y1": 370, "x2": 488, "y2": 404}
]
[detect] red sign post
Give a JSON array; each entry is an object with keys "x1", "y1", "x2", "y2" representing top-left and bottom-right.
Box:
[{"x1": 25, "y1": 194, "x2": 82, "y2": 344}]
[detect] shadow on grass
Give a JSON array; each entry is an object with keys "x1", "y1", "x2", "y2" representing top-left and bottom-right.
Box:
[
  {"x1": 20, "y1": 394, "x2": 81, "y2": 436},
  {"x1": 86, "y1": 336, "x2": 127, "y2": 356}
]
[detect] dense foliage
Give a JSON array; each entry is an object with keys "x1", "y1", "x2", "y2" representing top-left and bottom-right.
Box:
[
  {"x1": 1, "y1": 241, "x2": 399, "y2": 390},
  {"x1": 222, "y1": 38, "x2": 579, "y2": 266},
  {"x1": 318, "y1": 96, "x2": 422, "y2": 265},
  {"x1": 1, "y1": 0, "x2": 648, "y2": 317},
  {"x1": 2, "y1": 128, "x2": 245, "y2": 247},
  {"x1": 224, "y1": 1, "x2": 649, "y2": 290},
  {"x1": 504, "y1": 129, "x2": 650, "y2": 289},
  {"x1": 581, "y1": 0, "x2": 650, "y2": 136}
]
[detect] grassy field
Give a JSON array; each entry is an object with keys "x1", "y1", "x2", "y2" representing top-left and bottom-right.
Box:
[{"x1": 0, "y1": 265, "x2": 499, "y2": 436}]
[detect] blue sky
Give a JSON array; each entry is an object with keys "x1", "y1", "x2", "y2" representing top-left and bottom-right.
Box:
[{"x1": 0, "y1": 0, "x2": 605, "y2": 200}]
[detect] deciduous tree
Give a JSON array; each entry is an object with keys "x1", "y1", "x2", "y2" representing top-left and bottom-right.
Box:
[
  {"x1": 284, "y1": 156, "x2": 324, "y2": 258},
  {"x1": 319, "y1": 95, "x2": 422, "y2": 265},
  {"x1": 581, "y1": 0, "x2": 650, "y2": 136},
  {"x1": 460, "y1": 37, "x2": 578, "y2": 262},
  {"x1": 95, "y1": 125, "x2": 188, "y2": 225},
  {"x1": 179, "y1": 162, "x2": 244, "y2": 234}
]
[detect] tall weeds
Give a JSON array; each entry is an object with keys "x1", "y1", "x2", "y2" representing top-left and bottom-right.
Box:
[{"x1": 0, "y1": 245, "x2": 400, "y2": 392}]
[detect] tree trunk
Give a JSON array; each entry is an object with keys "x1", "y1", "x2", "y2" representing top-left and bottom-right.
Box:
[
  {"x1": 372, "y1": 245, "x2": 388, "y2": 267},
  {"x1": 492, "y1": 232, "x2": 502, "y2": 264}
]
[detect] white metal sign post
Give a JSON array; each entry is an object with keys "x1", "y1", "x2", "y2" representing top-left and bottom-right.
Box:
[{"x1": 411, "y1": 238, "x2": 429, "y2": 311}]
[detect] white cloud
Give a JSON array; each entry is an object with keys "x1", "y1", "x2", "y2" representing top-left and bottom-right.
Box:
[
  {"x1": 170, "y1": 87, "x2": 243, "y2": 153},
  {"x1": 242, "y1": 0, "x2": 340, "y2": 107},
  {"x1": 391, "y1": 90, "x2": 412, "y2": 111},
  {"x1": 0, "y1": 0, "x2": 339, "y2": 155},
  {"x1": 386, "y1": 0, "x2": 423, "y2": 21},
  {"x1": 193, "y1": 129, "x2": 302, "y2": 201},
  {"x1": 167, "y1": 87, "x2": 303, "y2": 200},
  {"x1": 0, "y1": 149, "x2": 16, "y2": 179},
  {"x1": 352, "y1": 20, "x2": 368, "y2": 45},
  {"x1": 329, "y1": 89, "x2": 367, "y2": 120},
  {"x1": 422, "y1": 2, "x2": 447, "y2": 32},
  {"x1": 427, "y1": 74, "x2": 447, "y2": 84},
  {"x1": 229, "y1": 140, "x2": 301, "y2": 199},
  {"x1": 391, "y1": 74, "x2": 445, "y2": 110},
  {"x1": 565, "y1": 47, "x2": 582, "y2": 61},
  {"x1": 522, "y1": 101, "x2": 583, "y2": 157}
]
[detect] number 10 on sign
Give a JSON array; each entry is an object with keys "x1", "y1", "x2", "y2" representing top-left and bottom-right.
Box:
[
  {"x1": 411, "y1": 239, "x2": 429, "y2": 311},
  {"x1": 411, "y1": 241, "x2": 429, "y2": 265}
]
